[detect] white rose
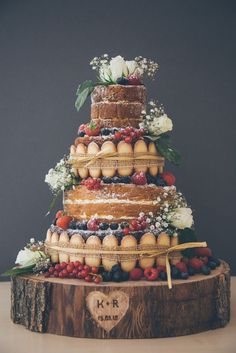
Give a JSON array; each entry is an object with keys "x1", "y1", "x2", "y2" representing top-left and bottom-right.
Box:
[
  {"x1": 99, "y1": 64, "x2": 112, "y2": 82},
  {"x1": 15, "y1": 248, "x2": 46, "y2": 267},
  {"x1": 148, "y1": 114, "x2": 173, "y2": 136},
  {"x1": 169, "y1": 207, "x2": 193, "y2": 229},
  {"x1": 126, "y1": 60, "x2": 138, "y2": 75},
  {"x1": 109, "y1": 55, "x2": 128, "y2": 81}
]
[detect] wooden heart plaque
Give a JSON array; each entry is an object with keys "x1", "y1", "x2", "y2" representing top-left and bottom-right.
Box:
[{"x1": 86, "y1": 290, "x2": 129, "y2": 332}]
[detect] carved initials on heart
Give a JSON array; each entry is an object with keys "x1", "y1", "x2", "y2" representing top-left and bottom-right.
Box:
[{"x1": 86, "y1": 290, "x2": 129, "y2": 332}]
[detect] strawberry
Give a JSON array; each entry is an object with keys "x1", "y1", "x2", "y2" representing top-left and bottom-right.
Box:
[
  {"x1": 188, "y1": 258, "x2": 204, "y2": 272},
  {"x1": 144, "y1": 267, "x2": 159, "y2": 281},
  {"x1": 114, "y1": 131, "x2": 122, "y2": 140},
  {"x1": 195, "y1": 247, "x2": 212, "y2": 258},
  {"x1": 84, "y1": 122, "x2": 100, "y2": 136},
  {"x1": 130, "y1": 268, "x2": 143, "y2": 280},
  {"x1": 55, "y1": 210, "x2": 64, "y2": 219},
  {"x1": 56, "y1": 215, "x2": 73, "y2": 230},
  {"x1": 175, "y1": 261, "x2": 188, "y2": 273},
  {"x1": 132, "y1": 172, "x2": 147, "y2": 185},
  {"x1": 161, "y1": 172, "x2": 176, "y2": 186}
]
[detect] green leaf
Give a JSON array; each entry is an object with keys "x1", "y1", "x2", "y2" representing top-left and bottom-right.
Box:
[
  {"x1": 156, "y1": 135, "x2": 181, "y2": 166},
  {"x1": 45, "y1": 191, "x2": 61, "y2": 216},
  {"x1": 75, "y1": 80, "x2": 95, "y2": 112},
  {"x1": 178, "y1": 228, "x2": 197, "y2": 258},
  {"x1": 2, "y1": 264, "x2": 35, "y2": 276}
]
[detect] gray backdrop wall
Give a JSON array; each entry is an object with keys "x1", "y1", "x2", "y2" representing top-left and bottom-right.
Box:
[{"x1": 0, "y1": 0, "x2": 236, "y2": 277}]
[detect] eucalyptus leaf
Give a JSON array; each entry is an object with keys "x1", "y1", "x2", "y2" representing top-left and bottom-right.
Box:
[
  {"x1": 178, "y1": 228, "x2": 197, "y2": 258},
  {"x1": 75, "y1": 80, "x2": 95, "y2": 112},
  {"x1": 156, "y1": 134, "x2": 181, "y2": 166},
  {"x1": 2, "y1": 264, "x2": 35, "y2": 276}
]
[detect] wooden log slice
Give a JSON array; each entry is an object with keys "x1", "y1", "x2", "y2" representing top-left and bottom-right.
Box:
[{"x1": 11, "y1": 261, "x2": 230, "y2": 339}]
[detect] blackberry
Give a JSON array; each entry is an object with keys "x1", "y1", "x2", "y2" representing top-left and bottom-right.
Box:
[
  {"x1": 81, "y1": 221, "x2": 88, "y2": 230},
  {"x1": 110, "y1": 223, "x2": 119, "y2": 230},
  {"x1": 99, "y1": 222, "x2": 109, "y2": 230},
  {"x1": 69, "y1": 220, "x2": 77, "y2": 229},
  {"x1": 201, "y1": 265, "x2": 211, "y2": 275},
  {"x1": 102, "y1": 176, "x2": 112, "y2": 184},
  {"x1": 208, "y1": 257, "x2": 221, "y2": 267},
  {"x1": 101, "y1": 128, "x2": 111, "y2": 136},
  {"x1": 116, "y1": 77, "x2": 129, "y2": 85},
  {"x1": 120, "y1": 176, "x2": 131, "y2": 184},
  {"x1": 112, "y1": 176, "x2": 121, "y2": 184},
  {"x1": 120, "y1": 222, "x2": 129, "y2": 229},
  {"x1": 208, "y1": 261, "x2": 216, "y2": 270}
]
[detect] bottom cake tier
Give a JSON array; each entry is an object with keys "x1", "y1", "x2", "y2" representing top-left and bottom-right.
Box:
[{"x1": 11, "y1": 261, "x2": 230, "y2": 339}]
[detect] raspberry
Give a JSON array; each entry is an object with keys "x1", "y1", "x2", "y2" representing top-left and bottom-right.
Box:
[
  {"x1": 128, "y1": 75, "x2": 141, "y2": 85},
  {"x1": 124, "y1": 136, "x2": 132, "y2": 143},
  {"x1": 175, "y1": 262, "x2": 188, "y2": 273},
  {"x1": 144, "y1": 267, "x2": 159, "y2": 281},
  {"x1": 189, "y1": 258, "x2": 204, "y2": 272},
  {"x1": 87, "y1": 219, "x2": 99, "y2": 231}
]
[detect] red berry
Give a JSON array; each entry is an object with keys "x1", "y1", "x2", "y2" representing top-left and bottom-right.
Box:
[
  {"x1": 69, "y1": 272, "x2": 75, "y2": 278},
  {"x1": 83, "y1": 265, "x2": 91, "y2": 272},
  {"x1": 66, "y1": 264, "x2": 74, "y2": 273},
  {"x1": 85, "y1": 275, "x2": 92, "y2": 282},
  {"x1": 123, "y1": 227, "x2": 130, "y2": 235},
  {"x1": 175, "y1": 262, "x2": 188, "y2": 273},
  {"x1": 44, "y1": 272, "x2": 50, "y2": 278},
  {"x1": 195, "y1": 247, "x2": 212, "y2": 258},
  {"x1": 124, "y1": 136, "x2": 132, "y2": 143},
  {"x1": 79, "y1": 124, "x2": 86, "y2": 132},
  {"x1": 60, "y1": 262, "x2": 67, "y2": 269},
  {"x1": 132, "y1": 172, "x2": 147, "y2": 185},
  {"x1": 189, "y1": 258, "x2": 204, "y2": 272},
  {"x1": 83, "y1": 177, "x2": 101, "y2": 190},
  {"x1": 87, "y1": 219, "x2": 99, "y2": 231},
  {"x1": 62, "y1": 269, "x2": 68, "y2": 277},
  {"x1": 91, "y1": 266, "x2": 99, "y2": 274},
  {"x1": 128, "y1": 75, "x2": 141, "y2": 85},
  {"x1": 161, "y1": 172, "x2": 176, "y2": 186},
  {"x1": 78, "y1": 265, "x2": 84, "y2": 271},
  {"x1": 53, "y1": 271, "x2": 59, "y2": 277},
  {"x1": 56, "y1": 215, "x2": 73, "y2": 230},
  {"x1": 130, "y1": 219, "x2": 139, "y2": 231},
  {"x1": 72, "y1": 269, "x2": 78, "y2": 276},
  {"x1": 48, "y1": 266, "x2": 55, "y2": 274},
  {"x1": 59, "y1": 271, "x2": 65, "y2": 278},
  {"x1": 56, "y1": 210, "x2": 64, "y2": 218},
  {"x1": 94, "y1": 276, "x2": 102, "y2": 284},
  {"x1": 77, "y1": 271, "x2": 83, "y2": 279},
  {"x1": 130, "y1": 268, "x2": 143, "y2": 281},
  {"x1": 144, "y1": 267, "x2": 159, "y2": 281},
  {"x1": 114, "y1": 131, "x2": 122, "y2": 140},
  {"x1": 80, "y1": 269, "x2": 89, "y2": 278},
  {"x1": 140, "y1": 220, "x2": 147, "y2": 229},
  {"x1": 54, "y1": 264, "x2": 61, "y2": 271},
  {"x1": 74, "y1": 261, "x2": 81, "y2": 268}
]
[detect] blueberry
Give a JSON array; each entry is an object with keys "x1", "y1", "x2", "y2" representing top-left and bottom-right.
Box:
[
  {"x1": 116, "y1": 77, "x2": 129, "y2": 85},
  {"x1": 201, "y1": 265, "x2": 211, "y2": 275},
  {"x1": 69, "y1": 220, "x2": 77, "y2": 229},
  {"x1": 121, "y1": 272, "x2": 129, "y2": 281},
  {"x1": 171, "y1": 266, "x2": 181, "y2": 279},
  {"x1": 111, "y1": 264, "x2": 121, "y2": 273},
  {"x1": 112, "y1": 271, "x2": 123, "y2": 282},
  {"x1": 102, "y1": 177, "x2": 112, "y2": 184},
  {"x1": 101, "y1": 128, "x2": 111, "y2": 136},
  {"x1": 99, "y1": 222, "x2": 109, "y2": 230},
  {"x1": 188, "y1": 266, "x2": 196, "y2": 276},
  {"x1": 156, "y1": 175, "x2": 167, "y2": 187},
  {"x1": 208, "y1": 261, "x2": 216, "y2": 270},
  {"x1": 121, "y1": 222, "x2": 129, "y2": 229},
  {"x1": 120, "y1": 176, "x2": 131, "y2": 184},
  {"x1": 159, "y1": 271, "x2": 167, "y2": 281},
  {"x1": 78, "y1": 131, "x2": 85, "y2": 137},
  {"x1": 102, "y1": 271, "x2": 112, "y2": 282},
  {"x1": 209, "y1": 257, "x2": 221, "y2": 267},
  {"x1": 181, "y1": 272, "x2": 189, "y2": 280},
  {"x1": 81, "y1": 221, "x2": 88, "y2": 230},
  {"x1": 112, "y1": 176, "x2": 121, "y2": 184},
  {"x1": 147, "y1": 174, "x2": 157, "y2": 184},
  {"x1": 110, "y1": 223, "x2": 119, "y2": 230}
]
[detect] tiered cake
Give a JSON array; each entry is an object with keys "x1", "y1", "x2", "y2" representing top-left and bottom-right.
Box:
[{"x1": 9, "y1": 55, "x2": 230, "y2": 338}]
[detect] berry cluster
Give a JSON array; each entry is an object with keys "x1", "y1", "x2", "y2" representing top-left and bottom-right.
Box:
[
  {"x1": 44, "y1": 261, "x2": 102, "y2": 284},
  {"x1": 114, "y1": 127, "x2": 145, "y2": 143},
  {"x1": 81, "y1": 177, "x2": 101, "y2": 190},
  {"x1": 101, "y1": 264, "x2": 129, "y2": 282}
]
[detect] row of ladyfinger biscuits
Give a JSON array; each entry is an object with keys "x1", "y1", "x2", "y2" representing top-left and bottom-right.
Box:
[
  {"x1": 45, "y1": 230, "x2": 181, "y2": 273},
  {"x1": 70, "y1": 139, "x2": 163, "y2": 178}
]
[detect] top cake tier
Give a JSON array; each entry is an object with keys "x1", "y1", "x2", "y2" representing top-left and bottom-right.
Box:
[{"x1": 91, "y1": 85, "x2": 146, "y2": 128}]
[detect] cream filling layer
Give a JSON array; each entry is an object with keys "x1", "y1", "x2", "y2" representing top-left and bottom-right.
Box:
[{"x1": 64, "y1": 199, "x2": 160, "y2": 205}]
